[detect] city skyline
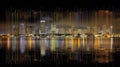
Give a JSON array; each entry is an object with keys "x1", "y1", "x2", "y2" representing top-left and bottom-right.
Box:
[
  {"x1": 1, "y1": 0, "x2": 120, "y2": 66},
  {"x1": 0, "y1": 10, "x2": 120, "y2": 34}
]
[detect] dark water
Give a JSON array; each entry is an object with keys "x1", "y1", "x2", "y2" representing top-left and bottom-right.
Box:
[{"x1": 0, "y1": 36, "x2": 120, "y2": 66}]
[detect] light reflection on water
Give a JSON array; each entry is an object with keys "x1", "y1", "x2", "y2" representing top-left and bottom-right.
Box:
[
  {"x1": 1, "y1": 36, "x2": 118, "y2": 64},
  {"x1": 40, "y1": 38, "x2": 45, "y2": 56},
  {"x1": 20, "y1": 36, "x2": 25, "y2": 54},
  {"x1": 11, "y1": 37, "x2": 17, "y2": 52}
]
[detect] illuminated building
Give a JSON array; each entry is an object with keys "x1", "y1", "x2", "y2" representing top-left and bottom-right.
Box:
[
  {"x1": 26, "y1": 26, "x2": 33, "y2": 35},
  {"x1": 87, "y1": 26, "x2": 90, "y2": 34},
  {"x1": 11, "y1": 11, "x2": 19, "y2": 36},
  {"x1": 50, "y1": 23, "x2": 56, "y2": 34},
  {"x1": 55, "y1": 28, "x2": 59, "y2": 34},
  {"x1": 40, "y1": 20, "x2": 45, "y2": 34},
  {"x1": 77, "y1": 29, "x2": 82, "y2": 34},
  {"x1": 45, "y1": 26, "x2": 50, "y2": 34},
  {"x1": 19, "y1": 23, "x2": 25, "y2": 35},
  {"x1": 58, "y1": 28, "x2": 64, "y2": 34},
  {"x1": 98, "y1": 10, "x2": 112, "y2": 34}
]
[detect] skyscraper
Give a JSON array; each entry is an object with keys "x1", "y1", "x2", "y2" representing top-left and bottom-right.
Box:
[
  {"x1": 40, "y1": 20, "x2": 45, "y2": 34},
  {"x1": 26, "y1": 25, "x2": 33, "y2": 34},
  {"x1": 97, "y1": 10, "x2": 112, "y2": 34},
  {"x1": 19, "y1": 23, "x2": 25, "y2": 35},
  {"x1": 50, "y1": 23, "x2": 56, "y2": 34}
]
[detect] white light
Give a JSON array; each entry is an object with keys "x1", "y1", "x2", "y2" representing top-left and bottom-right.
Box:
[
  {"x1": 40, "y1": 20, "x2": 45, "y2": 23},
  {"x1": 110, "y1": 26, "x2": 113, "y2": 28}
]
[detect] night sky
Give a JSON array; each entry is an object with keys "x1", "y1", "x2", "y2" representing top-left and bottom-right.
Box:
[
  {"x1": 0, "y1": 1, "x2": 119, "y2": 11},
  {"x1": 0, "y1": 0, "x2": 119, "y2": 22}
]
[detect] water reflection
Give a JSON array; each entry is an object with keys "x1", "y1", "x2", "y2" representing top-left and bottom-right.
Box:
[
  {"x1": 78, "y1": 37, "x2": 80, "y2": 48},
  {"x1": 40, "y1": 38, "x2": 45, "y2": 56},
  {"x1": 110, "y1": 37, "x2": 113, "y2": 52},
  {"x1": 0, "y1": 35, "x2": 118, "y2": 64},
  {"x1": 7, "y1": 37, "x2": 10, "y2": 49},
  {"x1": 28, "y1": 37, "x2": 32, "y2": 50},
  {"x1": 94, "y1": 50, "x2": 112, "y2": 63},
  {"x1": 51, "y1": 37, "x2": 56, "y2": 51},
  {"x1": 20, "y1": 36, "x2": 25, "y2": 54},
  {"x1": 11, "y1": 37, "x2": 17, "y2": 52}
]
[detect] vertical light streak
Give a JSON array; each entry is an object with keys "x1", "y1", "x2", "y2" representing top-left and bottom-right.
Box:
[
  {"x1": 7, "y1": 37, "x2": 10, "y2": 49},
  {"x1": 44, "y1": 38, "x2": 48, "y2": 50},
  {"x1": 11, "y1": 36, "x2": 16, "y2": 63},
  {"x1": 61, "y1": 37, "x2": 64, "y2": 50},
  {"x1": 11, "y1": 37, "x2": 16, "y2": 52},
  {"x1": 67, "y1": 37, "x2": 71, "y2": 48},
  {"x1": 110, "y1": 37, "x2": 113, "y2": 51},
  {"x1": 97, "y1": 37, "x2": 101, "y2": 50},
  {"x1": 78, "y1": 37, "x2": 81, "y2": 48},
  {"x1": 94, "y1": 37, "x2": 97, "y2": 50},
  {"x1": 28, "y1": 37, "x2": 32, "y2": 50},
  {"x1": 20, "y1": 36, "x2": 25, "y2": 54},
  {"x1": 56, "y1": 37, "x2": 59, "y2": 49},
  {"x1": 83, "y1": 34, "x2": 84, "y2": 49},
  {"x1": 86, "y1": 37, "x2": 90, "y2": 51},
  {"x1": 100, "y1": 36, "x2": 103, "y2": 48},
  {"x1": 51, "y1": 37, "x2": 56, "y2": 51},
  {"x1": 6, "y1": 37, "x2": 11, "y2": 63},
  {"x1": 74, "y1": 37, "x2": 77, "y2": 50},
  {"x1": 71, "y1": 36, "x2": 74, "y2": 52},
  {"x1": 32, "y1": 37, "x2": 35, "y2": 49},
  {"x1": 40, "y1": 38, "x2": 45, "y2": 56},
  {"x1": 65, "y1": 36, "x2": 68, "y2": 48}
]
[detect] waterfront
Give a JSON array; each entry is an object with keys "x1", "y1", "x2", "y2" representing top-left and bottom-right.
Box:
[{"x1": 0, "y1": 35, "x2": 120, "y2": 65}]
